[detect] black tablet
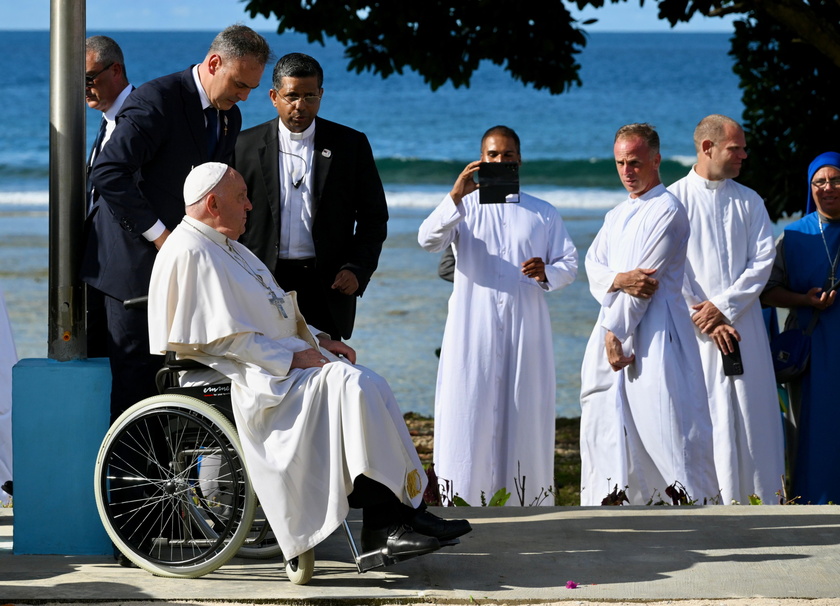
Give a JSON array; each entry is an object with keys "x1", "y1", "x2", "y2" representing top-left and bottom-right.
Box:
[{"x1": 478, "y1": 162, "x2": 519, "y2": 204}]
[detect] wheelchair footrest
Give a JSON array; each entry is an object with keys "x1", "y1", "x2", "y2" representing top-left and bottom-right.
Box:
[
  {"x1": 355, "y1": 548, "x2": 399, "y2": 572},
  {"x1": 354, "y1": 546, "x2": 428, "y2": 572},
  {"x1": 353, "y1": 538, "x2": 459, "y2": 572}
]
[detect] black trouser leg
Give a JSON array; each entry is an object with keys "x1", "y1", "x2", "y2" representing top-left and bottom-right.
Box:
[
  {"x1": 102, "y1": 293, "x2": 166, "y2": 553},
  {"x1": 347, "y1": 474, "x2": 419, "y2": 529},
  {"x1": 103, "y1": 294, "x2": 163, "y2": 422}
]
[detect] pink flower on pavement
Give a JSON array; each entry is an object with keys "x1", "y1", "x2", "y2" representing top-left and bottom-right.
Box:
[{"x1": 565, "y1": 581, "x2": 578, "y2": 589}]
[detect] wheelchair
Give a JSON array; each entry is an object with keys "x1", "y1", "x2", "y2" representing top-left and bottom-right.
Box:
[{"x1": 94, "y1": 352, "x2": 447, "y2": 580}]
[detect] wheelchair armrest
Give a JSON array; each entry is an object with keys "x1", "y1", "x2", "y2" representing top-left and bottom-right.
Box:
[
  {"x1": 162, "y1": 350, "x2": 207, "y2": 371},
  {"x1": 155, "y1": 351, "x2": 212, "y2": 393}
]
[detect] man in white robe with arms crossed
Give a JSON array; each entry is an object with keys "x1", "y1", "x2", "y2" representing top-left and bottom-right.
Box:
[{"x1": 579, "y1": 123, "x2": 718, "y2": 506}]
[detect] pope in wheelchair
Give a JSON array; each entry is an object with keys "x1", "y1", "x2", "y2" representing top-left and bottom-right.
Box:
[{"x1": 147, "y1": 162, "x2": 471, "y2": 568}]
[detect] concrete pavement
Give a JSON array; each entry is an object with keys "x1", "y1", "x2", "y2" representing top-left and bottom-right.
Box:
[{"x1": 2, "y1": 506, "x2": 840, "y2": 603}]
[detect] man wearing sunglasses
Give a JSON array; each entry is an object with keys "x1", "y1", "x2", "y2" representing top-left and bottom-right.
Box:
[
  {"x1": 84, "y1": 36, "x2": 132, "y2": 177},
  {"x1": 83, "y1": 35, "x2": 133, "y2": 358},
  {"x1": 234, "y1": 53, "x2": 388, "y2": 342}
]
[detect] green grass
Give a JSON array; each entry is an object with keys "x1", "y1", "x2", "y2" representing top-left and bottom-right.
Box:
[{"x1": 405, "y1": 413, "x2": 582, "y2": 506}]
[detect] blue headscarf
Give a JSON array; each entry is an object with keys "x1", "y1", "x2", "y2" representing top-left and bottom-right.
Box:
[{"x1": 806, "y1": 151, "x2": 840, "y2": 215}]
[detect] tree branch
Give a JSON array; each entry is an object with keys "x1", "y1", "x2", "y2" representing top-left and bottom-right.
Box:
[{"x1": 751, "y1": 0, "x2": 840, "y2": 69}]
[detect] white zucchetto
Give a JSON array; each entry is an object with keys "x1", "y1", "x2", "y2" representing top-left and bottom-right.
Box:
[{"x1": 183, "y1": 162, "x2": 229, "y2": 206}]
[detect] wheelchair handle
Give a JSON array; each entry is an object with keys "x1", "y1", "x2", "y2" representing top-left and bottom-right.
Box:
[{"x1": 123, "y1": 296, "x2": 149, "y2": 310}]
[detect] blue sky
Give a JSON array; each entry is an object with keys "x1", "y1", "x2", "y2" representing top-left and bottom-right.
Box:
[{"x1": 2, "y1": 0, "x2": 736, "y2": 32}]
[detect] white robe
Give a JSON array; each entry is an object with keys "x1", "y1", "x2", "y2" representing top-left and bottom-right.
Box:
[
  {"x1": 418, "y1": 192, "x2": 578, "y2": 506},
  {"x1": 0, "y1": 290, "x2": 16, "y2": 504},
  {"x1": 669, "y1": 169, "x2": 784, "y2": 504},
  {"x1": 579, "y1": 184, "x2": 718, "y2": 506},
  {"x1": 149, "y1": 217, "x2": 426, "y2": 559}
]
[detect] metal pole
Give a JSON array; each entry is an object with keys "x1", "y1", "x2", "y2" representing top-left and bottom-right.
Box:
[{"x1": 48, "y1": 0, "x2": 87, "y2": 360}]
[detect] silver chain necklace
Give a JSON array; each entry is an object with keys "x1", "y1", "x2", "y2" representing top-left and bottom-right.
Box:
[
  {"x1": 187, "y1": 222, "x2": 288, "y2": 318},
  {"x1": 818, "y1": 217, "x2": 840, "y2": 289}
]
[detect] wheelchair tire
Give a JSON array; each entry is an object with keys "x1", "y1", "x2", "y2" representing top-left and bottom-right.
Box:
[
  {"x1": 285, "y1": 548, "x2": 315, "y2": 585},
  {"x1": 236, "y1": 502, "x2": 285, "y2": 560},
  {"x1": 94, "y1": 395, "x2": 257, "y2": 578}
]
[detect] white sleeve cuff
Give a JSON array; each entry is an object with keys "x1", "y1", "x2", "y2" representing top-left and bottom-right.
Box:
[{"x1": 142, "y1": 220, "x2": 167, "y2": 242}]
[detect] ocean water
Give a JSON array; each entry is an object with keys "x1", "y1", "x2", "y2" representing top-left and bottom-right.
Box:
[{"x1": 0, "y1": 30, "x2": 744, "y2": 417}]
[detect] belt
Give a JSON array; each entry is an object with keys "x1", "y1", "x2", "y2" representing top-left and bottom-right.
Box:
[{"x1": 276, "y1": 257, "x2": 317, "y2": 270}]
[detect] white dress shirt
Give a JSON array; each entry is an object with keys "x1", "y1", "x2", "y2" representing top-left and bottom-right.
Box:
[{"x1": 277, "y1": 119, "x2": 317, "y2": 259}]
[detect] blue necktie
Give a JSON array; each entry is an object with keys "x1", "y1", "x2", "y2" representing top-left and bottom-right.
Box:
[
  {"x1": 89, "y1": 117, "x2": 107, "y2": 166},
  {"x1": 87, "y1": 117, "x2": 108, "y2": 209},
  {"x1": 205, "y1": 107, "x2": 219, "y2": 158}
]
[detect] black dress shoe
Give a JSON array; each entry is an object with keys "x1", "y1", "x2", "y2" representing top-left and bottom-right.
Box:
[
  {"x1": 409, "y1": 510, "x2": 472, "y2": 541},
  {"x1": 361, "y1": 523, "x2": 440, "y2": 557}
]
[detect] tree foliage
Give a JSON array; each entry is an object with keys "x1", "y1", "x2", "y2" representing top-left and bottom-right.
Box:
[
  {"x1": 243, "y1": 0, "x2": 840, "y2": 220},
  {"x1": 729, "y1": 3, "x2": 840, "y2": 220},
  {"x1": 243, "y1": 0, "x2": 587, "y2": 93},
  {"x1": 655, "y1": 0, "x2": 840, "y2": 220}
]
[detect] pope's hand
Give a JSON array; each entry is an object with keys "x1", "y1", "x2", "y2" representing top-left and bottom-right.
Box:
[
  {"x1": 318, "y1": 337, "x2": 357, "y2": 364},
  {"x1": 290, "y1": 349, "x2": 331, "y2": 369}
]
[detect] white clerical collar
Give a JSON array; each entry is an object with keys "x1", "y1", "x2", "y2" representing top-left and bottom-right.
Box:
[
  {"x1": 183, "y1": 215, "x2": 228, "y2": 246},
  {"x1": 629, "y1": 182, "x2": 666, "y2": 204},
  {"x1": 278, "y1": 119, "x2": 316, "y2": 142},
  {"x1": 191, "y1": 64, "x2": 213, "y2": 111},
  {"x1": 690, "y1": 166, "x2": 724, "y2": 190},
  {"x1": 104, "y1": 83, "x2": 133, "y2": 122}
]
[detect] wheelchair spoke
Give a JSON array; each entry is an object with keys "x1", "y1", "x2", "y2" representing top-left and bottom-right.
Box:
[{"x1": 96, "y1": 397, "x2": 257, "y2": 576}]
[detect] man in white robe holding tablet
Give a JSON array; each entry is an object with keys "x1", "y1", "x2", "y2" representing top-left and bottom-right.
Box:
[{"x1": 418, "y1": 126, "x2": 578, "y2": 507}]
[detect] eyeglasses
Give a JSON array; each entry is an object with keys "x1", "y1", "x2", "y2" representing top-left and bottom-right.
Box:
[
  {"x1": 85, "y1": 63, "x2": 113, "y2": 87},
  {"x1": 811, "y1": 177, "x2": 840, "y2": 189},
  {"x1": 276, "y1": 92, "x2": 321, "y2": 106}
]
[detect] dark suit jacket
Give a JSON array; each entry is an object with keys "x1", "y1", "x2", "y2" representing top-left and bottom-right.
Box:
[
  {"x1": 81, "y1": 67, "x2": 241, "y2": 302},
  {"x1": 234, "y1": 117, "x2": 388, "y2": 339}
]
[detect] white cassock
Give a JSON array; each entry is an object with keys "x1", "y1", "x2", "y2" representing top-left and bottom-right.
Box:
[
  {"x1": 149, "y1": 216, "x2": 426, "y2": 559},
  {"x1": 0, "y1": 289, "x2": 16, "y2": 504},
  {"x1": 669, "y1": 169, "x2": 784, "y2": 504},
  {"x1": 579, "y1": 184, "x2": 718, "y2": 506},
  {"x1": 418, "y1": 191, "x2": 578, "y2": 506}
]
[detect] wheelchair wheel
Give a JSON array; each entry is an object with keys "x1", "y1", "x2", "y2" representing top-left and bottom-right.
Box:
[
  {"x1": 285, "y1": 548, "x2": 315, "y2": 585},
  {"x1": 94, "y1": 395, "x2": 257, "y2": 578},
  {"x1": 237, "y1": 501, "x2": 285, "y2": 560}
]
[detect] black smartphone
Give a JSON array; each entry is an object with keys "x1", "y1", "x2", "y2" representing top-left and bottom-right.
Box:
[
  {"x1": 478, "y1": 162, "x2": 519, "y2": 204},
  {"x1": 721, "y1": 338, "x2": 744, "y2": 376}
]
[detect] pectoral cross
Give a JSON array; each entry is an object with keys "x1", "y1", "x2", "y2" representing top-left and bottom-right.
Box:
[{"x1": 268, "y1": 291, "x2": 288, "y2": 318}]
